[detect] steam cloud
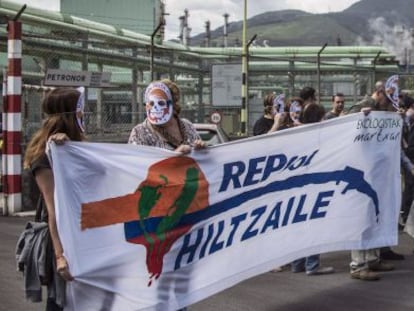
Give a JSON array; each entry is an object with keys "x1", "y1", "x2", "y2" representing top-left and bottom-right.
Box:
[{"x1": 356, "y1": 17, "x2": 413, "y2": 65}]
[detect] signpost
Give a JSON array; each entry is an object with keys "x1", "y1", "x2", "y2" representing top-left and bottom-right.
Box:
[
  {"x1": 210, "y1": 111, "x2": 222, "y2": 124},
  {"x1": 211, "y1": 63, "x2": 242, "y2": 107},
  {"x1": 43, "y1": 69, "x2": 112, "y2": 87}
]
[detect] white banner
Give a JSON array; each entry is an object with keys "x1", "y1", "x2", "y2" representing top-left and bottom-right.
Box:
[{"x1": 50, "y1": 112, "x2": 402, "y2": 310}]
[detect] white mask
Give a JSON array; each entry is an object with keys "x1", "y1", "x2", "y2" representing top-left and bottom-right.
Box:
[
  {"x1": 146, "y1": 95, "x2": 173, "y2": 125},
  {"x1": 289, "y1": 100, "x2": 302, "y2": 122},
  {"x1": 273, "y1": 94, "x2": 285, "y2": 115},
  {"x1": 384, "y1": 75, "x2": 399, "y2": 110},
  {"x1": 144, "y1": 82, "x2": 173, "y2": 125}
]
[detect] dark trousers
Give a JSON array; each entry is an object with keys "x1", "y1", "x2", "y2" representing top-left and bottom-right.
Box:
[
  {"x1": 46, "y1": 298, "x2": 63, "y2": 311},
  {"x1": 402, "y1": 167, "x2": 414, "y2": 221}
]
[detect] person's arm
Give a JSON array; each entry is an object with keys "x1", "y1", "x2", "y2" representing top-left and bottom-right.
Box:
[
  {"x1": 401, "y1": 151, "x2": 414, "y2": 176},
  {"x1": 268, "y1": 113, "x2": 286, "y2": 133},
  {"x1": 176, "y1": 121, "x2": 206, "y2": 154},
  {"x1": 406, "y1": 127, "x2": 414, "y2": 161},
  {"x1": 35, "y1": 168, "x2": 74, "y2": 281}
]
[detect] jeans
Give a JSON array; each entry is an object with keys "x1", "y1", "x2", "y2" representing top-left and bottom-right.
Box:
[
  {"x1": 291, "y1": 254, "x2": 320, "y2": 272},
  {"x1": 350, "y1": 248, "x2": 379, "y2": 272}
]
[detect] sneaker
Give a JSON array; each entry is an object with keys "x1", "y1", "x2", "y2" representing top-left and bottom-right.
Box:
[
  {"x1": 368, "y1": 260, "x2": 394, "y2": 272},
  {"x1": 380, "y1": 250, "x2": 405, "y2": 261},
  {"x1": 270, "y1": 266, "x2": 283, "y2": 273},
  {"x1": 306, "y1": 266, "x2": 335, "y2": 276},
  {"x1": 350, "y1": 269, "x2": 380, "y2": 281}
]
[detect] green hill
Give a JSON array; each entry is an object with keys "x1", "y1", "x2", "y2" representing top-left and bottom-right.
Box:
[{"x1": 188, "y1": 0, "x2": 414, "y2": 47}]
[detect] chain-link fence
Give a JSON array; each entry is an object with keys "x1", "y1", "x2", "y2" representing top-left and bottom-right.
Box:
[{"x1": 0, "y1": 6, "x2": 405, "y2": 211}]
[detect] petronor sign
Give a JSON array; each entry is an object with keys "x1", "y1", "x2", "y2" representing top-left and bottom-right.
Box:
[{"x1": 44, "y1": 69, "x2": 112, "y2": 87}]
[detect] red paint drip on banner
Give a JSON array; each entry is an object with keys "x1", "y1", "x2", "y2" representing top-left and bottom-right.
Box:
[{"x1": 127, "y1": 224, "x2": 192, "y2": 286}]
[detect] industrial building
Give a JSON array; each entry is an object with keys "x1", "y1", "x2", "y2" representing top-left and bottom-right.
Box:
[{"x1": 0, "y1": 0, "x2": 404, "y2": 213}]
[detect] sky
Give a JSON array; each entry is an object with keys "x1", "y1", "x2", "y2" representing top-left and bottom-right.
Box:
[
  {"x1": 8, "y1": 0, "x2": 361, "y2": 39},
  {"x1": 163, "y1": 0, "x2": 360, "y2": 40}
]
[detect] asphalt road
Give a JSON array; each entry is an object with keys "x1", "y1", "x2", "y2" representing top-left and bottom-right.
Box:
[{"x1": 1, "y1": 215, "x2": 414, "y2": 311}]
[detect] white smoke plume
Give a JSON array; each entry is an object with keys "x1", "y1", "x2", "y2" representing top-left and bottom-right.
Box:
[{"x1": 356, "y1": 17, "x2": 414, "y2": 65}]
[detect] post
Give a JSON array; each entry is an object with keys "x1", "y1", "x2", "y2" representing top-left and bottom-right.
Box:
[
  {"x1": 241, "y1": 0, "x2": 247, "y2": 136},
  {"x1": 150, "y1": 21, "x2": 164, "y2": 81},
  {"x1": 137, "y1": 70, "x2": 144, "y2": 123},
  {"x1": 198, "y1": 63, "x2": 204, "y2": 123},
  {"x1": 317, "y1": 43, "x2": 327, "y2": 105},
  {"x1": 5, "y1": 19, "x2": 24, "y2": 214},
  {"x1": 131, "y1": 48, "x2": 138, "y2": 126},
  {"x1": 81, "y1": 33, "x2": 89, "y2": 126},
  {"x1": 96, "y1": 63, "x2": 103, "y2": 133},
  {"x1": 2, "y1": 67, "x2": 7, "y2": 215},
  {"x1": 245, "y1": 33, "x2": 256, "y2": 134},
  {"x1": 353, "y1": 58, "x2": 359, "y2": 104},
  {"x1": 372, "y1": 51, "x2": 381, "y2": 86}
]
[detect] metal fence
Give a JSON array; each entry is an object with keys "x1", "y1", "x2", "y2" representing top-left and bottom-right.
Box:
[{"x1": 0, "y1": 4, "x2": 406, "y2": 212}]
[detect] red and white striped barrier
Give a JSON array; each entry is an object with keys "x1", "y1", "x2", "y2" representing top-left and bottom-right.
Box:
[
  {"x1": 2, "y1": 68, "x2": 7, "y2": 215},
  {"x1": 4, "y1": 20, "x2": 22, "y2": 214}
]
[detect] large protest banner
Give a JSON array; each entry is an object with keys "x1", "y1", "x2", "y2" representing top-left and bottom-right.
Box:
[{"x1": 50, "y1": 111, "x2": 402, "y2": 310}]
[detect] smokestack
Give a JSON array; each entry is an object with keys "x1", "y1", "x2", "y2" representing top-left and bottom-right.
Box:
[
  {"x1": 205, "y1": 20, "x2": 211, "y2": 47},
  {"x1": 183, "y1": 9, "x2": 189, "y2": 46},
  {"x1": 185, "y1": 26, "x2": 191, "y2": 46},
  {"x1": 178, "y1": 15, "x2": 184, "y2": 44},
  {"x1": 223, "y1": 13, "x2": 229, "y2": 48}
]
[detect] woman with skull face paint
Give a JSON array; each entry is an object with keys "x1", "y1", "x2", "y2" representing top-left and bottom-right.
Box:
[
  {"x1": 128, "y1": 80, "x2": 205, "y2": 311},
  {"x1": 269, "y1": 96, "x2": 305, "y2": 132},
  {"x1": 23, "y1": 87, "x2": 86, "y2": 310},
  {"x1": 128, "y1": 79, "x2": 206, "y2": 153}
]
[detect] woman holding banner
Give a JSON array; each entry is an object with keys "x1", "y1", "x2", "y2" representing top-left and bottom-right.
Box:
[
  {"x1": 21, "y1": 87, "x2": 85, "y2": 310},
  {"x1": 128, "y1": 79, "x2": 206, "y2": 310}
]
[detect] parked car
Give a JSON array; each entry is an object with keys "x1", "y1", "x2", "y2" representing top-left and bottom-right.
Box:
[{"x1": 194, "y1": 123, "x2": 229, "y2": 146}]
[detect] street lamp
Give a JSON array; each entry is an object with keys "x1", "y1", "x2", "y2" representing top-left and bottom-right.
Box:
[
  {"x1": 150, "y1": 20, "x2": 165, "y2": 81},
  {"x1": 373, "y1": 51, "x2": 381, "y2": 86},
  {"x1": 241, "y1": 0, "x2": 247, "y2": 136},
  {"x1": 317, "y1": 43, "x2": 327, "y2": 105}
]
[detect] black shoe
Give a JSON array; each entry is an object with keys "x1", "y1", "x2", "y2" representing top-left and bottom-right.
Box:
[
  {"x1": 399, "y1": 215, "x2": 406, "y2": 231},
  {"x1": 380, "y1": 250, "x2": 405, "y2": 260}
]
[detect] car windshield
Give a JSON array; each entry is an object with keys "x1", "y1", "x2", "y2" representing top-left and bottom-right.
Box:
[
  {"x1": 197, "y1": 129, "x2": 221, "y2": 145},
  {"x1": 194, "y1": 124, "x2": 229, "y2": 145}
]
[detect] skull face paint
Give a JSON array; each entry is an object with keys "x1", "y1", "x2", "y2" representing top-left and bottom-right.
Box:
[
  {"x1": 144, "y1": 82, "x2": 173, "y2": 125},
  {"x1": 290, "y1": 100, "x2": 302, "y2": 123},
  {"x1": 146, "y1": 95, "x2": 173, "y2": 125}
]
